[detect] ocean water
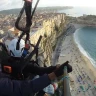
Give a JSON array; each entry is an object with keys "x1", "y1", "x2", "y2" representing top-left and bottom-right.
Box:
[
  {"x1": 74, "y1": 27, "x2": 96, "y2": 67},
  {"x1": 58, "y1": 7, "x2": 96, "y2": 17}
]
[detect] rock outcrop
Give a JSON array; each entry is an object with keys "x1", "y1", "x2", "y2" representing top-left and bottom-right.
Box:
[{"x1": 30, "y1": 14, "x2": 66, "y2": 66}]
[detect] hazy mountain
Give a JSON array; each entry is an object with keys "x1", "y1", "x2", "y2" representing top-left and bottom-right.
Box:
[
  {"x1": 0, "y1": 6, "x2": 73, "y2": 15},
  {"x1": 0, "y1": 8, "x2": 20, "y2": 15}
]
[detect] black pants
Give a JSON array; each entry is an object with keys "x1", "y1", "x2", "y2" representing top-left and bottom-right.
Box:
[{"x1": 36, "y1": 90, "x2": 45, "y2": 96}]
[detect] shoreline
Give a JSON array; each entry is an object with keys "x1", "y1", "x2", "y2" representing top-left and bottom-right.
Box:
[
  {"x1": 72, "y1": 23, "x2": 96, "y2": 80},
  {"x1": 73, "y1": 34, "x2": 96, "y2": 78},
  {"x1": 58, "y1": 23, "x2": 96, "y2": 95},
  {"x1": 72, "y1": 35, "x2": 96, "y2": 80},
  {"x1": 71, "y1": 23, "x2": 96, "y2": 68},
  {"x1": 73, "y1": 23, "x2": 96, "y2": 78}
]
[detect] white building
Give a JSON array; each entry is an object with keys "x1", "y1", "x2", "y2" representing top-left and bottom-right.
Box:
[{"x1": 0, "y1": 30, "x2": 4, "y2": 35}]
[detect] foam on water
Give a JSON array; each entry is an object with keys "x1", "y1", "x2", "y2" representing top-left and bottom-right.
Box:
[{"x1": 74, "y1": 29, "x2": 96, "y2": 68}]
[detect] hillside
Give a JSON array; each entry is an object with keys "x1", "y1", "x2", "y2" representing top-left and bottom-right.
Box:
[
  {"x1": 0, "y1": 6, "x2": 73, "y2": 15},
  {"x1": 0, "y1": 8, "x2": 20, "y2": 15}
]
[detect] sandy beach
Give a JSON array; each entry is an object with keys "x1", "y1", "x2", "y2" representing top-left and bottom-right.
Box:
[{"x1": 57, "y1": 24, "x2": 96, "y2": 96}]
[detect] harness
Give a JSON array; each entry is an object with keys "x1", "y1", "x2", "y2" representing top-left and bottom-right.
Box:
[
  {"x1": 1, "y1": 0, "x2": 42, "y2": 80},
  {"x1": 15, "y1": 0, "x2": 40, "y2": 46}
]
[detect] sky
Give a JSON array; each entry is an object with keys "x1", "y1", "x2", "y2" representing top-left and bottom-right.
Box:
[{"x1": 0, "y1": 0, "x2": 96, "y2": 11}]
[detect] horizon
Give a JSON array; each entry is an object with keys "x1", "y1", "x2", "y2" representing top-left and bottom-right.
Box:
[
  {"x1": 1, "y1": 6, "x2": 96, "y2": 12},
  {"x1": 0, "y1": 6, "x2": 72, "y2": 12}
]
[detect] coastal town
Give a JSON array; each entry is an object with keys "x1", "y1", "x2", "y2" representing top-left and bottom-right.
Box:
[
  {"x1": 1, "y1": 7, "x2": 96, "y2": 96},
  {"x1": 66, "y1": 14, "x2": 96, "y2": 26}
]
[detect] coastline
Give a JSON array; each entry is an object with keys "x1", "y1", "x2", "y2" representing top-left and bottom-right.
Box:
[
  {"x1": 58, "y1": 23, "x2": 96, "y2": 95},
  {"x1": 73, "y1": 24, "x2": 96, "y2": 79},
  {"x1": 72, "y1": 35, "x2": 96, "y2": 80}
]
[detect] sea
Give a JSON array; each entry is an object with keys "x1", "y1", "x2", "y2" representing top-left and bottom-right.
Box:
[
  {"x1": 58, "y1": 7, "x2": 96, "y2": 67},
  {"x1": 74, "y1": 27, "x2": 96, "y2": 67}
]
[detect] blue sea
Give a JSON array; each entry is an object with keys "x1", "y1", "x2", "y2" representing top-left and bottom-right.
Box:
[
  {"x1": 58, "y1": 7, "x2": 96, "y2": 67},
  {"x1": 74, "y1": 27, "x2": 96, "y2": 67}
]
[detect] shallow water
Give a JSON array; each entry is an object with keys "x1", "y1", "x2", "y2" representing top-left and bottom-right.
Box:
[{"x1": 74, "y1": 27, "x2": 96, "y2": 67}]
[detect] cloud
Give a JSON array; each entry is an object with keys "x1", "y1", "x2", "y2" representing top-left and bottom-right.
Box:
[
  {"x1": 0, "y1": 0, "x2": 9, "y2": 5},
  {"x1": 0, "y1": 0, "x2": 11, "y2": 10},
  {"x1": 0, "y1": 0, "x2": 23, "y2": 11},
  {"x1": 10, "y1": 0, "x2": 23, "y2": 8},
  {"x1": 0, "y1": 0, "x2": 96, "y2": 11},
  {"x1": 38, "y1": 0, "x2": 96, "y2": 7}
]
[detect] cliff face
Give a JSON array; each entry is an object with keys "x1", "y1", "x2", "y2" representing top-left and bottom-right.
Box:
[{"x1": 30, "y1": 14, "x2": 66, "y2": 66}]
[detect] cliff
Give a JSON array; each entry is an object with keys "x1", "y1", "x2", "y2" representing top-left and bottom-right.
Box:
[{"x1": 30, "y1": 14, "x2": 66, "y2": 66}]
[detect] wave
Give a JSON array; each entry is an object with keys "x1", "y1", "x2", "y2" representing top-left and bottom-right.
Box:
[{"x1": 73, "y1": 30, "x2": 96, "y2": 68}]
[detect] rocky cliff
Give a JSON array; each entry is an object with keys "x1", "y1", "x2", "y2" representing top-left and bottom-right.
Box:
[{"x1": 30, "y1": 14, "x2": 66, "y2": 66}]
